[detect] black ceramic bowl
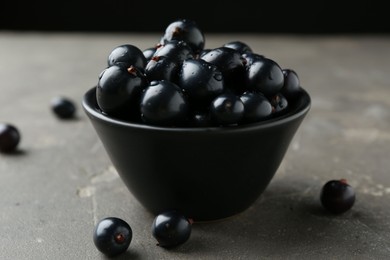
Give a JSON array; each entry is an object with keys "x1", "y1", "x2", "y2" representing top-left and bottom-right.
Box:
[{"x1": 82, "y1": 86, "x2": 311, "y2": 221}]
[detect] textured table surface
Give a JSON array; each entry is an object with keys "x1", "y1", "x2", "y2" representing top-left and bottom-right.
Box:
[{"x1": 0, "y1": 32, "x2": 389, "y2": 259}]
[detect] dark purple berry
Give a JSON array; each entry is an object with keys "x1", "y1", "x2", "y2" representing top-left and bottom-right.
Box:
[
  {"x1": 245, "y1": 57, "x2": 284, "y2": 97},
  {"x1": 50, "y1": 96, "x2": 76, "y2": 119},
  {"x1": 152, "y1": 210, "x2": 192, "y2": 248},
  {"x1": 0, "y1": 123, "x2": 21, "y2": 153},
  {"x1": 96, "y1": 64, "x2": 147, "y2": 118},
  {"x1": 177, "y1": 58, "x2": 225, "y2": 110},
  {"x1": 210, "y1": 93, "x2": 244, "y2": 126},
  {"x1": 320, "y1": 179, "x2": 356, "y2": 214},
  {"x1": 153, "y1": 40, "x2": 194, "y2": 62},
  {"x1": 223, "y1": 40, "x2": 253, "y2": 54},
  {"x1": 281, "y1": 68, "x2": 301, "y2": 100},
  {"x1": 160, "y1": 19, "x2": 205, "y2": 55},
  {"x1": 143, "y1": 47, "x2": 157, "y2": 62},
  {"x1": 201, "y1": 47, "x2": 246, "y2": 93},
  {"x1": 242, "y1": 52, "x2": 265, "y2": 66},
  {"x1": 240, "y1": 91, "x2": 272, "y2": 123},
  {"x1": 270, "y1": 93, "x2": 289, "y2": 116},
  {"x1": 93, "y1": 217, "x2": 132, "y2": 257},
  {"x1": 107, "y1": 44, "x2": 147, "y2": 71},
  {"x1": 140, "y1": 80, "x2": 189, "y2": 126},
  {"x1": 145, "y1": 56, "x2": 180, "y2": 82}
]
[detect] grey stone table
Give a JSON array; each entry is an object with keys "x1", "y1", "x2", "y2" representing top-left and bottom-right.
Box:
[{"x1": 1, "y1": 32, "x2": 389, "y2": 259}]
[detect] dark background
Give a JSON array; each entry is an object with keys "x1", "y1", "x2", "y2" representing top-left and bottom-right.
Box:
[{"x1": 0, "y1": 0, "x2": 388, "y2": 34}]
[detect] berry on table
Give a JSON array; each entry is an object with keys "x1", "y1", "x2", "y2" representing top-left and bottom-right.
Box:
[
  {"x1": 50, "y1": 96, "x2": 76, "y2": 119},
  {"x1": 93, "y1": 217, "x2": 133, "y2": 257},
  {"x1": 151, "y1": 210, "x2": 192, "y2": 248},
  {"x1": 0, "y1": 123, "x2": 21, "y2": 153},
  {"x1": 320, "y1": 179, "x2": 356, "y2": 214}
]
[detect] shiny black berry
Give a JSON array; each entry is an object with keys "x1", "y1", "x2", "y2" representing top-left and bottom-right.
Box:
[
  {"x1": 240, "y1": 91, "x2": 273, "y2": 123},
  {"x1": 270, "y1": 93, "x2": 289, "y2": 116},
  {"x1": 152, "y1": 210, "x2": 192, "y2": 248},
  {"x1": 153, "y1": 40, "x2": 194, "y2": 63},
  {"x1": 223, "y1": 40, "x2": 253, "y2": 54},
  {"x1": 145, "y1": 56, "x2": 180, "y2": 82},
  {"x1": 143, "y1": 47, "x2": 157, "y2": 62},
  {"x1": 245, "y1": 57, "x2": 284, "y2": 97},
  {"x1": 201, "y1": 47, "x2": 246, "y2": 93},
  {"x1": 50, "y1": 96, "x2": 76, "y2": 119},
  {"x1": 242, "y1": 52, "x2": 265, "y2": 66},
  {"x1": 320, "y1": 179, "x2": 356, "y2": 214},
  {"x1": 140, "y1": 80, "x2": 189, "y2": 126},
  {"x1": 107, "y1": 44, "x2": 147, "y2": 71},
  {"x1": 210, "y1": 92, "x2": 244, "y2": 126},
  {"x1": 177, "y1": 58, "x2": 225, "y2": 110},
  {"x1": 281, "y1": 68, "x2": 301, "y2": 100},
  {"x1": 160, "y1": 19, "x2": 205, "y2": 55},
  {"x1": 0, "y1": 123, "x2": 21, "y2": 153},
  {"x1": 96, "y1": 64, "x2": 147, "y2": 118},
  {"x1": 93, "y1": 217, "x2": 132, "y2": 257}
]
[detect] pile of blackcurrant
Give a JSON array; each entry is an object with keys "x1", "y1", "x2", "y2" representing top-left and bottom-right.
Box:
[
  {"x1": 95, "y1": 18, "x2": 303, "y2": 127},
  {"x1": 90, "y1": 18, "x2": 356, "y2": 257}
]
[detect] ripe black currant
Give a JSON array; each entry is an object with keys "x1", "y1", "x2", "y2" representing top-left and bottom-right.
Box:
[
  {"x1": 50, "y1": 96, "x2": 76, "y2": 119},
  {"x1": 93, "y1": 217, "x2": 132, "y2": 257},
  {"x1": 0, "y1": 123, "x2": 21, "y2": 153},
  {"x1": 160, "y1": 19, "x2": 205, "y2": 55},
  {"x1": 96, "y1": 64, "x2": 147, "y2": 118},
  {"x1": 140, "y1": 80, "x2": 189, "y2": 126},
  {"x1": 151, "y1": 210, "x2": 192, "y2": 248},
  {"x1": 210, "y1": 93, "x2": 244, "y2": 126},
  {"x1": 107, "y1": 44, "x2": 147, "y2": 71},
  {"x1": 320, "y1": 179, "x2": 356, "y2": 214}
]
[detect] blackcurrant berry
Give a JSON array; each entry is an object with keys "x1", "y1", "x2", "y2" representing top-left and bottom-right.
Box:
[
  {"x1": 240, "y1": 91, "x2": 273, "y2": 123},
  {"x1": 223, "y1": 40, "x2": 253, "y2": 55},
  {"x1": 145, "y1": 56, "x2": 180, "y2": 82},
  {"x1": 177, "y1": 58, "x2": 225, "y2": 110},
  {"x1": 210, "y1": 92, "x2": 245, "y2": 126},
  {"x1": 153, "y1": 40, "x2": 194, "y2": 63},
  {"x1": 50, "y1": 96, "x2": 76, "y2": 119},
  {"x1": 93, "y1": 217, "x2": 132, "y2": 257},
  {"x1": 96, "y1": 64, "x2": 147, "y2": 117},
  {"x1": 320, "y1": 179, "x2": 356, "y2": 214},
  {"x1": 0, "y1": 123, "x2": 21, "y2": 153},
  {"x1": 143, "y1": 47, "x2": 157, "y2": 62},
  {"x1": 270, "y1": 93, "x2": 289, "y2": 116},
  {"x1": 160, "y1": 19, "x2": 205, "y2": 55},
  {"x1": 151, "y1": 210, "x2": 192, "y2": 248},
  {"x1": 201, "y1": 47, "x2": 246, "y2": 93},
  {"x1": 140, "y1": 80, "x2": 189, "y2": 126},
  {"x1": 281, "y1": 68, "x2": 301, "y2": 101},
  {"x1": 107, "y1": 44, "x2": 147, "y2": 71},
  {"x1": 245, "y1": 57, "x2": 284, "y2": 97}
]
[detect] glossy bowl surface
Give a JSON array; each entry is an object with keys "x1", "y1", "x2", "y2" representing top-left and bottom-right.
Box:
[{"x1": 82, "y1": 86, "x2": 311, "y2": 221}]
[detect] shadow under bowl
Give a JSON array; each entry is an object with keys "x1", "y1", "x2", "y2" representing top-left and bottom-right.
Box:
[{"x1": 82, "y1": 86, "x2": 311, "y2": 221}]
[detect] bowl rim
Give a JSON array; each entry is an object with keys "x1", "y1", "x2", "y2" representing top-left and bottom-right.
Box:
[{"x1": 82, "y1": 86, "x2": 311, "y2": 133}]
